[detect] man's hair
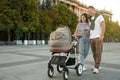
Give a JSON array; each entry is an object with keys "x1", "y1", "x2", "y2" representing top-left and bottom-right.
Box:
[{"x1": 88, "y1": 6, "x2": 95, "y2": 10}]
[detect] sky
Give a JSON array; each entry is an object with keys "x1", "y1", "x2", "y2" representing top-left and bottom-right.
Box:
[{"x1": 78, "y1": 0, "x2": 120, "y2": 23}]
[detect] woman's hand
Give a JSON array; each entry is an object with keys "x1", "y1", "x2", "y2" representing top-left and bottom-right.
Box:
[{"x1": 72, "y1": 34, "x2": 77, "y2": 38}]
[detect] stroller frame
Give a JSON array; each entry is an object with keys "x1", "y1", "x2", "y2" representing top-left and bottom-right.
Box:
[{"x1": 47, "y1": 38, "x2": 83, "y2": 80}]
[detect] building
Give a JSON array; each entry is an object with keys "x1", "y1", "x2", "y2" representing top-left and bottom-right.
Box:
[
  {"x1": 98, "y1": 9, "x2": 112, "y2": 19},
  {"x1": 38, "y1": 0, "x2": 112, "y2": 20}
]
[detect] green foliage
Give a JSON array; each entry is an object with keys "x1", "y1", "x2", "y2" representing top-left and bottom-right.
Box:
[
  {"x1": 0, "y1": 1, "x2": 80, "y2": 40},
  {"x1": 104, "y1": 15, "x2": 120, "y2": 42},
  {"x1": 0, "y1": 0, "x2": 40, "y2": 40},
  {"x1": 39, "y1": 10, "x2": 53, "y2": 35},
  {"x1": 50, "y1": 4, "x2": 78, "y2": 32},
  {"x1": 15, "y1": 24, "x2": 23, "y2": 40},
  {"x1": 3, "y1": 1, "x2": 120, "y2": 42},
  {"x1": 38, "y1": 4, "x2": 78, "y2": 37},
  {"x1": 0, "y1": 0, "x2": 22, "y2": 41},
  {"x1": 40, "y1": 0, "x2": 51, "y2": 10}
]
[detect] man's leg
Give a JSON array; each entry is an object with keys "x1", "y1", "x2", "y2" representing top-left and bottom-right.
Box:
[
  {"x1": 91, "y1": 38, "x2": 103, "y2": 73},
  {"x1": 90, "y1": 39, "x2": 96, "y2": 65},
  {"x1": 95, "y1": 38, "x2": 103, "y2": 68}
]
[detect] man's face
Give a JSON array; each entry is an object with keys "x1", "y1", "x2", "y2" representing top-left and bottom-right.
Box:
[{"x1": 88, "y1": 8, "x2": 95, "y2": 16}]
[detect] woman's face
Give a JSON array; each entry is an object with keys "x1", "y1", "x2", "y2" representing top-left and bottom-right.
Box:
[{"x1": 81, "y1": 15, "x2": 86, "y2": 23}]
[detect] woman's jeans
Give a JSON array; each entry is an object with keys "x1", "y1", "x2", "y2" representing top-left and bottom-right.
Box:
[{"x1": 79, "y1": 36, "x2": 89, "y2": 65}]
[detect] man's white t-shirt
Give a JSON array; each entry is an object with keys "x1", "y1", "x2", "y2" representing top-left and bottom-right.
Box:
[{"x1": 90, "y1": 15, "x2": 104, "y2": 39}]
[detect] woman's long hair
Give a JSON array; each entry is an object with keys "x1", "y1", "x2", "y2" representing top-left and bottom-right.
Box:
[{"x1": 80, "y1": 13, "x2": 89, "y2": 23}]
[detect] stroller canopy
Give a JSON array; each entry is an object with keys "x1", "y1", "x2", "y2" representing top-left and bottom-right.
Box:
[{"x1": 49, "y1": 26, "x2": 72, "y2": 52}]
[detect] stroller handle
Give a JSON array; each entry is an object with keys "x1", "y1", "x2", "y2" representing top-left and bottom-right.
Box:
[{"x1": 71, "y1": 36, "x2": 79, "y2": 46}]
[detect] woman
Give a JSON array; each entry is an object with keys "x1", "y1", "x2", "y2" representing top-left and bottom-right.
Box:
[{"x1": 73, "y1": 13, "x2": 90, "y2": 71}]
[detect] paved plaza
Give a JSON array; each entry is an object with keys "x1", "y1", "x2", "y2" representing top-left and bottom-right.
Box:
[{"x1": 0, "y1": 43, "x2": 120, "y2": 80}]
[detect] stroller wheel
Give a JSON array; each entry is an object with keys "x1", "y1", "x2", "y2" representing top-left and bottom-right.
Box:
[
  {"x1": 57, "y1": 64, "x2": 63, "y2": 73},
  {"x1": 63, "y1": 68, "x2": 69, "y2": 80},
  {"x1": 76, "y1": 63, "x2": 83, "y2": 76},
  {"x1": 48, "y1": 66, "x2": 54, "y2": 77}
]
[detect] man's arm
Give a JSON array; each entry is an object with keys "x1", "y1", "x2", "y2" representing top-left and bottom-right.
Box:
[{"x1": 99, "y1": 21, "x2": 105, "y2": 42}]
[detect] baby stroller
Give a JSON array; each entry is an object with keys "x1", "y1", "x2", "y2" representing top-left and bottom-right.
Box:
[{"x1": 47, "y1": 26, "x2": 83, "y2": 80}]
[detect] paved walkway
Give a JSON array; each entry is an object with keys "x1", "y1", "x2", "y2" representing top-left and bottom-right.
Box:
[{"x1": 0, "y1": 43, "x2": 120, "y2": 80}]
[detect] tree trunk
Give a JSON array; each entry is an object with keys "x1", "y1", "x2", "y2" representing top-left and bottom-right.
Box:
[
  {"x1": 25, "y1": 32, "x2": 27, "y2": 40},
  {"x1": 8, "y1": 30, "x2": 11, "y2": 42},
  {"x1": 41, "y1": 33, "x2": 45, "y2": 40}
]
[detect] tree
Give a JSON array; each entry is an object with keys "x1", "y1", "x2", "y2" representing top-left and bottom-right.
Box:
[
  {"x1": 104, "y1": 16, "x2": 113, "y2": 42},
  {"x1": 37, "y1": 3, "x2": 78, "y2": 41},
  {"x1": 40, "y1": 0, "x2": 51, "y2": 10},
  {"x1": 0, "y1": 0, "x2": 41, "y2": 41},
  {"x1": 50, "y1": 4, "x2": 78, "y2": 33},
  {"x1": 20, "y1": 0, "x2": 40, "y2": 40},
  {"x1": 39, "y1": 10, "x2": 53, "y2": 40},
  {"x1": 112, "y1": 21, "x2": 120, "y2": 41},
  {"x1": 0, "y1": 0, "x2": 22, "y2": 41},
  {"x1": 46, "y1": 0, "x2": 51, "y2": 10},
  {"x1": 104, "y1": 15, "x2": 120, "y2": 42}
]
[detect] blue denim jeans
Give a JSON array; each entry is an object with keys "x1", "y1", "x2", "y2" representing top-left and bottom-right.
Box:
[{"x1": 79, "y1": 35, "x2": 90, "y2": 65}]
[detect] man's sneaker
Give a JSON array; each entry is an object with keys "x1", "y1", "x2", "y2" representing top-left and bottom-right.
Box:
[
  {"x1": 93, "y1": 68, "x2": 99, "y2": 74},
  {"x1": 83, "y1": 65, "x2": 87, "y2": 71},
  {"x1": 92, "y1": 67, "x2": 101, "y2": 70},
  {"x1": 99, "y1": 67, "x2": 101, "y2": 70}
]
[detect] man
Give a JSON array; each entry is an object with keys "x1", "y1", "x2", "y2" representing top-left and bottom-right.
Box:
[{"x1": 88, "y1": 6, "x2": 105, "y2": 74}]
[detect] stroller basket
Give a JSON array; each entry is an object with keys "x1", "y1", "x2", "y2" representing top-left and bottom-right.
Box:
[
  {"x1": 50, "y1": 56, "x2": 67, "y2": 65},
  {"x1": 66, "y1": 58, "x2": 75, "y2": 66},
  {"x1": 50, "y1": 56, "x2": 75, "y2": 66}
]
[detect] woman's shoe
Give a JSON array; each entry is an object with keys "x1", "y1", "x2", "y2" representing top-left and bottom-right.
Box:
[{"x1": 83, "y1": 65, "x2": 87, "y2": 71}]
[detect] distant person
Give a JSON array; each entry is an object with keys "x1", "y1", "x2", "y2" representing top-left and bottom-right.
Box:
[
  {"x1": 73, "y1": 13, "x2": 90, "y2": 71},
  {"x1": 88, "y1": 6, "x2": 105, "y2": 74}
]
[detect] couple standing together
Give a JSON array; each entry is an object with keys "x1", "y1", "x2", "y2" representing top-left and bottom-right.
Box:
[{"x1": 73, "y1": 6, "x2": 105, "y2": 74}]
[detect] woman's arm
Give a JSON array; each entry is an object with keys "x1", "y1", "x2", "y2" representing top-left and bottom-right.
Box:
[{"x1": 73, "y1": 27, "x2": 79, "y2": 38}]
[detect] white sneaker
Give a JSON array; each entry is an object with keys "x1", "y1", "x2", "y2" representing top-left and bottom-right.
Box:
[
  {"x1": 93, "y1": 68, "x2": 99, "y2": 74},
  {"x1": 83, "y1": 66, "x2": 87, "y2": 71},
  {"x1": 92, "y1": 67, "x2": 101, "y2": 70},
  {"x1": 99, "y1": 67, "x2": 101, "y2": 70}
]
